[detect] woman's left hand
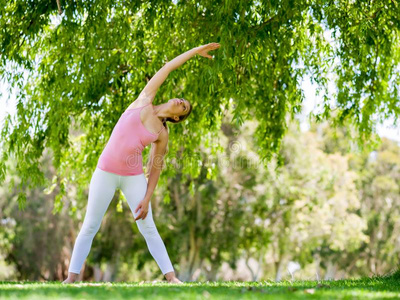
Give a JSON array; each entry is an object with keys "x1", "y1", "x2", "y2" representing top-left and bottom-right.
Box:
[
  {"x1": 197, "y1": 43, "x2": 220, "y2": 59},
  {"x1": 135, "y1": 199, "x2": 149, "y2": 221}
]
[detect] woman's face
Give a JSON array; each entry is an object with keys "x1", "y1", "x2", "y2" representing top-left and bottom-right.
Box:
[{"x1": 168, "y1": 98, "x2": 190, "y2": 118}]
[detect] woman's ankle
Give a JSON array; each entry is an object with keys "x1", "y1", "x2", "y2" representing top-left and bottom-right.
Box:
[
  {"x1": 164, "y1": 271, "x2": 175, "y2": 281},
  {"x1": 68, "y1": 272, "x2": 79, "y2": 280}
]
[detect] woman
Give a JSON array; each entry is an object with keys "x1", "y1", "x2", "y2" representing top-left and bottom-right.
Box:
[{"x1": 62, "y1": 42, "x2": 221, "y2": 284}]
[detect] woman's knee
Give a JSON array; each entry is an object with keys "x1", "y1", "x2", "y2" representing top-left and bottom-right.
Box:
[
  {"x1": 80, "y1": 221, "x2": 101, "y2": 236},
  {"x1": 137, "y1": 221, "x2": 159, "y2": 238}
]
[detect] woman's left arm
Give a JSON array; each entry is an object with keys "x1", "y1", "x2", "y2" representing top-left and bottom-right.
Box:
[
  {"x1": 138, "y1": 43, "x2": 220, "y2": 103},
  {"x1": 138, "y1": 47, "x2": 199, "y2": 103},
  {"x1": 134, "y1": 130, "x2": 168, "y2": 220}
]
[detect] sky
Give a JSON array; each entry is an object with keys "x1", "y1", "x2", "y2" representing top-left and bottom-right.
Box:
[{"x1": 297, "y1": 76, "x2": 400, "y2": 144}]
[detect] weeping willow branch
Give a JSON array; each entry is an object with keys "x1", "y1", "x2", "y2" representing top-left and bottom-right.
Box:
[{"x1": 56, "y1": 0, "x2": 62, "y2": 15}]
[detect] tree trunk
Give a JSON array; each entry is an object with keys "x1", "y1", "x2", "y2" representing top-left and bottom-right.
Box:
[
  {"x1": 93, "y1": 263, "x2": 103, "y2": 281},
  {"x1": 275, "y1": 259, "x2": 285, "y2": 282},
  {"x1": 203, "y1": 260, "x2": 220, "y2": 281},
  {"x1": 178, "y1": 226, "x2": 202, "y2": 281},
  {"x1": 314, "y1": 253, "x2": 321, "y2": 280},
  {"x1": 324, "y1": 259, "x2": 337, "y2": 280},
  {"x1": 179, "y1": 255, "x2": 197, "y2": 282},
  {"x1": 245, "y1": 256, "x2": 256, "y2": 281},
  {"x1": 103, "y1": 261, "x2": 115, "y2": 282},
  {"x1": 246, "y1": 251, "x2": 264, "y2": 281},
  {"x1": 173, "y1": 184, "x2": 184, "y2": 220}
]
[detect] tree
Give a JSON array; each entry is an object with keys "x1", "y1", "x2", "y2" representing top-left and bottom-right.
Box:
[
  {"x1": 1, "y1": 0, "x2": 399, "y2": 208},
  {"x1": 0, "y1": 149, "x2": 74, "y2": 280},
  {"x1": 251, "y1": 120, "x2": 368, "y2": 281}
]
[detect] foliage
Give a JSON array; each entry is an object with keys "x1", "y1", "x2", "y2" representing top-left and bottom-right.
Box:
[
  {"x1": 1, "y1": 112, "x2": 400, "y2": 281},
  {"x1": 0, "y1": 150, "x2": 73, "y2": 280},
  {"x1": 1, "y1": 0, "x2": 399, "y2": 208}
]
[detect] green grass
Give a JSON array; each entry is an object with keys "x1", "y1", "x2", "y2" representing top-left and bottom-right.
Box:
[{"x1": 1, "y1": 274, "x2": 400, "y2": 299}]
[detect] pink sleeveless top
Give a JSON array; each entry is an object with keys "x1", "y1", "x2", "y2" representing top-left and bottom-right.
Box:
[{"x1": 96, "y1": 103, "x2": 164, "y2": 176}]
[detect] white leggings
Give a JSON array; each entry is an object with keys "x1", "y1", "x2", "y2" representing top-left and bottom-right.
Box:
[{"x1": 68, "y1": 167, "x2": 174, "y2": 276}]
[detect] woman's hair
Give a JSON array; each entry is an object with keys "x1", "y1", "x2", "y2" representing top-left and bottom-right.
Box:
[
  {"x1": 162, "y1": 98, "x2": 193, "y2": 125},
  {"x1": 145, "y1": 99, "x2": 193, "y2": 176}
]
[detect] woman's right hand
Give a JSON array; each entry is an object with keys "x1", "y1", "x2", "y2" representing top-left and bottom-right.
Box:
[
  {"x1": 135, "y1": 199, "x2": 150, "y2": 221},
  {"x1": 197, "y1": 43, "x2": 220, "y2": 59}
]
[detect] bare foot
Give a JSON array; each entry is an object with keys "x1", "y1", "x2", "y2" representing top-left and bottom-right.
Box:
[
  {"x1": 168, "y1": 277, "x2": 183, "y2": 284},
  {"x1": 167, "y1": 277, "x2": 183, "y2": 284},
  {"x1": 62, "y1": 272, "x2": 79, "y2": 284},
  {"x1": 62, "y1": 278, "x2": 77, "y2": 284},
  {"x1": 164, "y1": 271, "x2": 183, "y2": 284}
]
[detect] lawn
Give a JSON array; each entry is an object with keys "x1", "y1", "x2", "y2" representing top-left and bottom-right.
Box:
[{"x1": 1, "y1": 274, "x2": 400, "y2": 299}]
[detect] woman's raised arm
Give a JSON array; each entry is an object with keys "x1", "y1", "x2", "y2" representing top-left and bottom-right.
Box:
[{"x1": 138, "y1": 43, "x2": 220, "y2": 104}]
